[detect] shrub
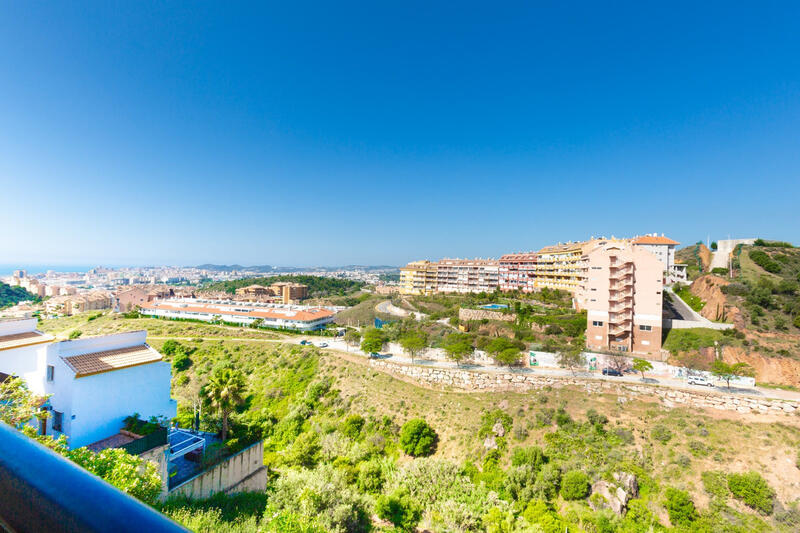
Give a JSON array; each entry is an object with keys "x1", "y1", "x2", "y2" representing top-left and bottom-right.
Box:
[
  {"x1": 340, "y1": 414, "x2": 365, "y2": 440},
  {"x1": 651, "y1": 425, "x2": 672, "y2": 443},
  {"x1": 560, "y1": 470, "x2": 590, "y2": 500},
  {"x1": 69, "y1": 330, "x2": 82, "y2": 340},
  {"x1": 586, "y1": 408, "x2": 608, "y2": 427},
  {"x1": 536, "y1": 408, "x2": 554, "y2": 427},
  {"x1": 511, "y1": 446, "x2": 547, "y2": 469},
  {"x1": 727, "y1": 471, "x2": 774, "y2": 514},
  {"x1": 356, "y1": 460, "x2": 384, "y2": 494},
  {"x1": 172, "y1": 351, "x2": 191, "y2": 372},
  {"x1": 664, "y1": 487, "x2": 697, "y2": 527},
  {"x1": 701, "y1": 471, "x2": 729, "y2": 499},
  {"x1": 375, "y1": 489, "x2": 422, "y2": 531},
  {"x1": 399, "y1": 419, "x2": 437, "y2": 457},
  {"x1": 554, "y1": 409, "x2": 572, "y2": 427},
  {"x1": 749, "y1": 250, "x2": 781, "y2": 273}
]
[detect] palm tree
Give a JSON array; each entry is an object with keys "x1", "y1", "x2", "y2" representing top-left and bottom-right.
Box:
[{"x1": 204, "y1": 367, "x2": 246, "y2": 440}]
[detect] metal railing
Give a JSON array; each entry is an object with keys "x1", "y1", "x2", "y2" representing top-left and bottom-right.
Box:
[{"x1": 0, "y1": 422, "x2": 187, "y2": 533}]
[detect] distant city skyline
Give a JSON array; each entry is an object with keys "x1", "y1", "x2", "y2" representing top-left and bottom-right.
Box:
[{"x1": 2, "y1": 3, "x2": 799, "y2": 265}]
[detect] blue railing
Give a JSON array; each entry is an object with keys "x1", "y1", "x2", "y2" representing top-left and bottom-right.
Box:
[{"x1": 0, "y1": 422, "x2": 186, "y2": 533}]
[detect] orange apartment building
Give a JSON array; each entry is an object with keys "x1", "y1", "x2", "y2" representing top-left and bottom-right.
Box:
[
  {"x1": 234, "y1": 282, "x2": 309, "y2": 304},
  {"x1": 581, "y1": 243, "x2": 664, "y2": 356},
  {"x1": 499, "y1": 252, "x2": 538, "y2": 293}
]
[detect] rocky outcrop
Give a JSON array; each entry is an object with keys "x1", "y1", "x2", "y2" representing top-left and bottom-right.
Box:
[
  {"x1": 690, "y1": 275, "x2": 742, "y2": 324},
  {"x1": 722, "y1": 345, "x2": 800, "y2": 388},
  {"x1": 589, "y1": 473, "x2": 639, "y2": 515},
  {"x1": 367, "y1": 359, "x2": 800, "y2": 416}
]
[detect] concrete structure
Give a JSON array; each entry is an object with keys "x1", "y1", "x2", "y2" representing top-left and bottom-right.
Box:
[
  {"x1": 234, "y1": 284, "x2": 272, "y2": 300},
  {"x1": 581, "y1": 243, "x2": 664, "y2": 355},
  {"x1": 0, "y1": 318, "x2": 176, "y2": 449},
  {"x1": 270, "y1": 282, "x2": 309, "y2": 304},
  {"x1": 435, "y1": 259, "x2": 499, "y2": 294},
  {"x1": 534, "y1": 241, "x2": 593, "y2": 293},
  {"x1": 399, "y1": 260, "x2": 438, "y2": 295},
  {"x1": 631, "y1": 234, "x2": 684, "y2": 284},
  {"x1": 169, "y1": 440, "x2": 268, "y2": 499},
  {"x1": 499, "y1": 252, "x2": 538, "y2": 293},
  {"x1": 710, "y1": 238, "x2": 757, "y2": 271},
  {"x1": 139, "y1": 298, "x2": 335, "y2": 330}
]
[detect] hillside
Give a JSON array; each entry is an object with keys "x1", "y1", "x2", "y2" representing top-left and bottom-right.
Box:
[
  {"x1": 675, "y1": 243, "x2": 712, "y2": 281},
  {"x1": 0, "y1": 282, "x2": 37, "y2": 309},
  {"x1": 201, "y1": 275, "x2": 364, "y2": 297},
  {"x1": 39, "y1": 314, "x2": 800, "y2": 532}
]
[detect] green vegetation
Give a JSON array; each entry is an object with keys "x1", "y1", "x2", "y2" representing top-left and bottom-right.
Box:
[
  {"x1": 0, "y1": 281, "x2": 38, "y2": 309},
  {"x1": 32, "y1": 314, "x2": 800, "y2": 531},
  {"x1": 68, "y1": 329, "x2": 82, "y2": 339},
  {"x1": 673, "y1": 283, "x2": 705, "y2": 312},
  {"x1": 728, "y1": 471, "x2": 774, "y2": 514},
  {"x1": 662, "y1": 327, "x2": 725, "y2": 353},
  {"x1": 710, "y1": 360, "x2": 755, "y2": 390},
  {"x1": 204, "y1": 367, "x2": 246, "y2": 440},
  {"x1": 749, "y1": 250, "x2": 782, "y2": 274},
  {"x1": 633, "y1": 358, "x2": 653, "y2": 380},
  {"x1": 399, "y1": 419, "x2": 437, "y2": 457},
  {"x1": 360, "y1": 327, "x2": 388, "y2": 353},
  {"x1": 202, "y1": 275, "x2": 364, "y2": 297}
]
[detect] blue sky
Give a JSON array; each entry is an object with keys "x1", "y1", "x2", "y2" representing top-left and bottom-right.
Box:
[{"x1": 1, "y1": 2, "x2": 799, "y2": 267}]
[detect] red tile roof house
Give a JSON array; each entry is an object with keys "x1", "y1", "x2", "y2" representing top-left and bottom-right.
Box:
[{"x1": 0, "y1": 318, "x2": 176, "y2": 449}]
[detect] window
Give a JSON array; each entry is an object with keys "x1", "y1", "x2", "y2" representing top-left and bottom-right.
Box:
[
  {"x1": 642, "y1": 340, "x2": 650, "y2": 346},
  {"x1": 592, "y1": 320, "x2": 604, "y2": 327},
  {"x1": 591, "y1": 288, "x2": 597, "y2": 291},
  {"x1": 639, "y1": 325, "x2": 652, "y2": 331},
  {"x1": 46, "y1": 365, "x2": 54, "y2": 382},
  {"x1": 53, "y1": 411, "x2": 63, "y2": 432}
]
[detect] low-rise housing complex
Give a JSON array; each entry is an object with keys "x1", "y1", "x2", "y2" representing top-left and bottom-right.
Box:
[
  {"x1": 234, "y1": 282, "x2": 309, "y2": 304},
  {"x1": 139, "y1": 298, "x2": 335, "y2": 330}
]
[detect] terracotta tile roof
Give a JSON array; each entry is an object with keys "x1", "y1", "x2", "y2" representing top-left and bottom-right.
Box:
[
  {"x1": 61, "y1": 344, "x2": 162, "y2": 378},
  {"x1": 499, "y1": 252, "x2": 538, "y2": 262},
  {"x1": 632, "y1": 235, "x2": 679, "y2": 245},
  {"x1": 140, "y1": 302, "x2": 334, "y2": 322},
  {"x1": 0, "y1": 331, "x2": 54, "y2": 351}
]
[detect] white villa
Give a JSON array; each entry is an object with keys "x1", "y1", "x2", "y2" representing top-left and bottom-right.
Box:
[{"x1": 0, "y1": 318, "x2": 176, "y2": 449}]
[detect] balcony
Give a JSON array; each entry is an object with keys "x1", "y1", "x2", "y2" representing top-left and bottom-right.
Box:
[{"x1": 0, "y1": 421, "x2": 185, "y2": 533}]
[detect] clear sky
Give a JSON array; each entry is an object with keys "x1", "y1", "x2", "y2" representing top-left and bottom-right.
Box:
[{"x1": 1, "y1": 2, "x2": 799, "y2": 267}]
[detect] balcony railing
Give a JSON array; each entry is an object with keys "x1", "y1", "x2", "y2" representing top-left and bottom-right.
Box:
[{"x1": 0, "y1": 421, "x2": 186, "y2": 533}]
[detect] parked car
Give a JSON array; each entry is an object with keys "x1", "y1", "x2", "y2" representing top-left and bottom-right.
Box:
[
  {"x1": 299, "y1": 340, "x2": 309, "y2": 345},
  {"x1": 688, "y1": 375, "x2": 714, "y2": 387},
  {"x1": 316, "y1": 342, "x2": 329, "y2": 348},
  {"x1": 602, "y1": 367, "x2": 622, "y2": 377},
  {"x1": 369, "y1": 352, "x2": 380, "y2": 359}
]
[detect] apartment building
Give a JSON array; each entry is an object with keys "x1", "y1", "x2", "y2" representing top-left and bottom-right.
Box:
[
  {"x1": 499, "y1": 252, "x2": 538, "y2": 293},
  {"x1": 631, "y1": 234, "x2": 685, "y2": 284},
  {"x1": 581, "y1": 243, "x2": 664, "y2": 356},
  {"x1": 271, "y1": 282, "x2": 309, "y2": 303},
  {"x1": 399, "y1": 260, "x2": 438, "y2": 295},
  {"x1": 436, "y1": 259, "x2": 499, "y2": 294},
  {"x1": 534, "y1": 241, "x2": 593, "y2": 293}
]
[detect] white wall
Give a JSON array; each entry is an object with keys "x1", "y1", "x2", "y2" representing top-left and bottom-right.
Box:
[{"x1": 68, "y1": 361, "x2": 176, "y2": 448}]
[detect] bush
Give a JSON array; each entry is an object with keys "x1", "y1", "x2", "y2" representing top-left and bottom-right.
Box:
[
  {"x1": 701, "y1": 471, "x2": 729, "y2": 499},
  {"x1": 560, "y1": 470, "x2": 590, "y2": 500},
  {"x1": 749, "y1": 250, "x2": 781, "y2": 273},
  {"x1": 69, "y1": 330, "x2": 82, "y2": 340},
  {"x1": 511, "y1": 446, "x2": 547, "y2": 469},
  {"x1": 172, "y1": 351, "x2": 191, "y2": 372},
  {"x1": 651, "y1": 425, "x2": 672, "y2": 443},
  {"x1": 727, "y1": 471, "x2": 774, "y2": 514},
  {"x1": 664, "y1": 487, "x2": 698, "y2": 527},
  {"x1": 586, "y1": 409, "x2": 608, "y2": 427},
  {"x1": 399, "y1": 419, "x2": 437, "y2": 457},
  {"x1": 340, "y1": 415, "x2": 365, "y2": 440},
  {"x1": 375, "y1": 489, "x2": 422, "y2": 532},
  {"x1": 356, "y1": 460, "x2": 384, "y2": 494}
]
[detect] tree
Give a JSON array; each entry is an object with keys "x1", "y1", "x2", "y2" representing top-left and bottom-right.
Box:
[
  {"x1": 442, "y1": 333, "x2": 474, "y2": 367},
  {"x1": 632, "y1": 358, "x2": 653, "y2": 381},
  {"x1": 710, "y1": 360, "x2": 755, "y2": 390},
  {"x1": 0, "y1": 376, "x2": 45, "y2": 428},
  {"x1": 664, "y1": 487, "x2": 698, "y2": 527},
  {"x1": 560, "y1": 470, "x2": 590, "y2": 500},
  {"x1": 375, "y1": 488, "x2": 422, "y2": 531},
  {"x1": 607, "y1": 353, "x2": 629, "y2": 373},
  {"x1": 556, "y1": 344, "x2": 586, "y2": 376},
  {"x1": 344, "y1": 329, "x2": 361, "y2": 348},
  {"x1": 399, "y1": 418, "x2": 437, "y2": 457},
  {"x1": 360, "y1": 327, "x2": 387, "y2": 354},
  {"x1": 204, "y1": 367, "x2": 246, "y2": 440},
  {"x1": 485, "y1": 337, "x2": 522, "y2": 367},
  {"x1": 399, "y1": 331, "x2": 428, "y2": 363}
]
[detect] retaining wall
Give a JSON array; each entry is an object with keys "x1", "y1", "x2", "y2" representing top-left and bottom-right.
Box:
[
  {"x1": 169, "y1": 440, "x2": 267, "y2": 499},
  {"x1": 367, "y1": 359, "x2": 799, "y2": 416}
]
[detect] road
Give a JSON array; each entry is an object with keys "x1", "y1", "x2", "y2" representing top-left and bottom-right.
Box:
[{"x1": 150, "y1": 333, "x2": 800, "y2": 403}]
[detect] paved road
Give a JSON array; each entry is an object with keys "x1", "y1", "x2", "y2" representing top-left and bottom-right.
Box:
[{"x1": 149, "y1": 333, "x2": 800, "y2": 403}]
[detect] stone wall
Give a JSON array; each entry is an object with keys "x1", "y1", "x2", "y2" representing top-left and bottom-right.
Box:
[
  {"x1": 169, "y1": 440, "x2": 268, "y2": 499},
  {"x1": 459, "y1": 308, "x2": 517, "y2": 322},
  {"x1": 368, "y1": 359, "x2": 799, "y2": 416}
]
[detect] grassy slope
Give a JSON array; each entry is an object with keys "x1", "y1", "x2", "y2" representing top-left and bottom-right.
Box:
[{"x1": 37, "y1": 314, "x2": 800, "y2": 531}]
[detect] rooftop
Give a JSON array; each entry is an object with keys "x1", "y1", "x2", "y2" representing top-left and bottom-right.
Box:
[
  {"x1": 141, "y1": 301, "x2": 334, "y2": 322},
  {"x1": 61, "y1": 344, "x2": 163, "y2": 378},
  {"x1": 632, "y1": 235, "x2": 680, "y2": 245},
  {"x1": 0, "y1": 331, "x2": 54, "y2": 351}
]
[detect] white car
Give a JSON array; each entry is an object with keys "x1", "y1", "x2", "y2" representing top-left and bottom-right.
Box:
[
  {"x1": 316, "y1": 342, "x2": 329, "y2": 348},
  {"x1": 688, "y1": 375, "x2": 714, "y2": 387}
]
